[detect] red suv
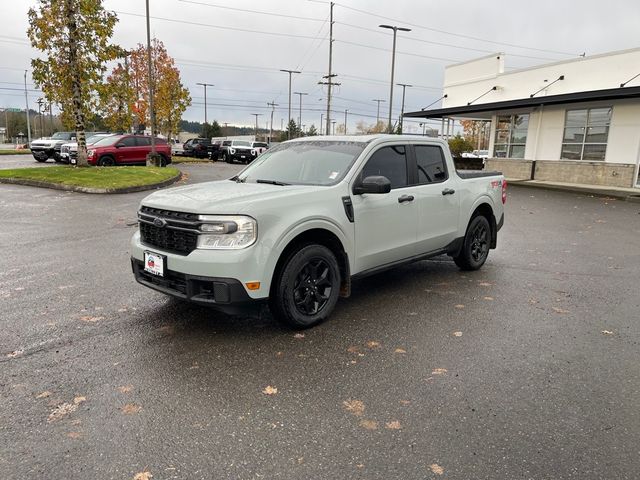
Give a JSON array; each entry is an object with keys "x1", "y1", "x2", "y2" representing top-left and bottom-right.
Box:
[{"x1": 87, "y1": 135, "x2": 172, "y2": 166}]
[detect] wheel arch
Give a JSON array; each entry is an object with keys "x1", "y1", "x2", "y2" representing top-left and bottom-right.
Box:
[
  {"x1": 270, "y1": 227, "x2": 351, "y2": 299},
  {"x1": 469, "y1": 202, "x2": 497, "y2": 249}
]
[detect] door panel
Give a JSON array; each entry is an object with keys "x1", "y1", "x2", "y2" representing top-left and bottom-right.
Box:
[
  {"x1": 114, "y1": 136, "x2": 138, "y2": 164},
  {"x1": 352, "y1": 145, "x2": 419, "y2": 273},
  {"x1": 413, "y1": 145, "x2": 460, "y2": 253}
]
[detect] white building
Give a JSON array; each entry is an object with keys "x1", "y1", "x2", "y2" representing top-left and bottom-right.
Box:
[{"x1": 405, "y1": 48, "x2": 640, "y2": 188}]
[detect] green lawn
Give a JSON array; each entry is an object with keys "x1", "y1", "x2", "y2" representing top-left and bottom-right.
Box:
[
  {"x1": 0, "y1": 166, "x2": 180, "y2": 189},
  {"x1": 0, "y1": 149, "x2": 30, "y2": 155},
  {"x1": 171, "y1": 156, "x2": 211, "y2": 164}
]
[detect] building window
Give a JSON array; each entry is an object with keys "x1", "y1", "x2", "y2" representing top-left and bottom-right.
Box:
[
  {"x1": 493, "y1": 114, "x2": 529, "y2": 158},
  {"x1": 561, "y1": 107, "x2": 612, "y2": 161}
]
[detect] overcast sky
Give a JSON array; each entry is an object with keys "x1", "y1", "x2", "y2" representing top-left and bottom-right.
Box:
[{"x1": 1, "y1": 0, "x2": 639, "y2": 133}]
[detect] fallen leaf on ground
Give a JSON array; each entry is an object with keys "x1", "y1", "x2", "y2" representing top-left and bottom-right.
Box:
[
  {"x1": 452, "y1": 331, "x2": 463, "y2": 337},
  {"x1": 133, "y1": 471, "x2": 153, "y2": 480},
  {"x1": 408, "y1": 312, "x2": 418, "y2": 316},
  {"x1": 399, "y1": 400, "x2": 411, "y2": 405},
  {"x1": 343, "y1": 399, "x2": 365, "y2": 416},
  {"x1": 275, "y1": 351, "x2": 283, "y2": 357},
  {"x1": 601, "y1": 330, "x2": 614, "y2": 335},
  {"x1": 431, "y1": 368, "x2": 448, "y2": 375},
  {"x1": 483, "y1": 296, "x2": 494, "y2": 301},
  {"x1": 552, "y1": 307, "x2": 570, "y2": 314},
  {"x1": 359, "y1": 419, "x2": 378, "y2": 430},
  {"x1": 454, "y1": 304, "x2": 465, "y2": 309},
  {"x1": 478, "y1": 282, "x2": 492, "y2": 287},
  {"x1": 6, "y1": 349, "x2": 24, "y2": 358},
  {"x1": 67, "y1": 431, "x2": 82, "y2": 439},
  {"x1": 73, "y1": 396, "x2": 86, "y2": 405},
  {"x1": 117, "y1": 385, "x2": 133, "y2": 394},
  {"x1": 121, "y1": 403, "x2": 142, "y2": 415},
  {"x1": 347, "y1": 345, "x2": 360, "y2": 354},
  {"x1": 429, "y1": 464, "x2": 444, "y2": 475},
  {"x1": 385, "y1": 420, "x2": 401, "y2": 430},
  {"x1": 79, "y1": 316, "x2": 103, "y2": 323},
  {"x1": 262, "y1": 385, "x2": 278, "y2": 395},
  {"x1": 156, "y1": 324, "x2": 175, "y2": 334},
  {"x1": 36, "y1": 391, "x2": 52, "y2": 399},
  {"x1": 48, "y1": 402, "x2": 77, "y2": 422},
  {"x1": 394, "y1": 348, "x2": 407, "y2": 354},
  {"x1": 366, "y1": 341, "x2": 380, "y2": 348},
  {"x1": 293, "y1": 333, "x2": 305, "y2": 339}
]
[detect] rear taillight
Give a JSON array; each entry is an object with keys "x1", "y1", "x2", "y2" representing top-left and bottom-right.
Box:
[{"x1": 502, "y1": 179, "x2": 507, "y2": 204}]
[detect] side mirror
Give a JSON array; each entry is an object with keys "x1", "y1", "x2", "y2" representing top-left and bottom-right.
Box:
[{"x1": 353, "y1": 175, "x2": 392, "y2": 195}]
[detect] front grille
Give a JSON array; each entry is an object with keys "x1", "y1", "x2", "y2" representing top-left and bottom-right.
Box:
[
  {"x1": 138, "y1": 206, "x2": 200, "y2": 255},
  {"x1": 61, "y1": 145, "x2": 70, "y2": 154}
]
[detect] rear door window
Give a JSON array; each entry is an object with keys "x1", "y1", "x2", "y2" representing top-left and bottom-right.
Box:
[
  {"x1": 415, "y1": 145, "x2": 448, "y2": 184},
  {"x1": 136, "y1": 137, "x2": 151, "y2": 147},
  {"x1": 361, "y1": 145, "x2": 408, "y2": 189}
]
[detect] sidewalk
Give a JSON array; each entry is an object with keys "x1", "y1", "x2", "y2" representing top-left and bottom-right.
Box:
[{"x1": 507, "y1": 178, "x2": 640, "y2": 203}]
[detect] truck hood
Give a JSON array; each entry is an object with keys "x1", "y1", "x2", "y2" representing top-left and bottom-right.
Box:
[
  {"x1": 141, "y1": 180, "x2": 319, "y2": 214},
  {"x1": 31, "y1": 139, "x2": 62, "y2": 147}
]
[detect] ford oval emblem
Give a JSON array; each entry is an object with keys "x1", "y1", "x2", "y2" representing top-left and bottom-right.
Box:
[{"x1": 153, "y1": 217, "x2": 167, "y2": 228}]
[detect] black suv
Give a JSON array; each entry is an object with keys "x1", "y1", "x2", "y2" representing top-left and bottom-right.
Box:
[{"x1": 182, "y1": 138, "x2": 211, "y2": 159}]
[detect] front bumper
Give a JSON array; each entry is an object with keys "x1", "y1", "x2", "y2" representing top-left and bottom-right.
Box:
[
  {"x1": 229, "y1": 151, "x2": 256, "y2": 162},
  {"x1": 131, "y1": 258, "x2": 259, "y2": 312},
  {"x1": 30, "y1": 147, "x2": 54, "y2": 159}
]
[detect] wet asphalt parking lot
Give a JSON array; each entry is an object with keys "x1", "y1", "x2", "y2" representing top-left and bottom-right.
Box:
[{"x1": 1, "y1": 162, "x2": 639, "y2": 479}]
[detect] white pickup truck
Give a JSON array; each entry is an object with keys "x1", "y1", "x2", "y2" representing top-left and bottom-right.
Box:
[{"x1": 131, "y1": 135, "x2": 506, "y2": 328}]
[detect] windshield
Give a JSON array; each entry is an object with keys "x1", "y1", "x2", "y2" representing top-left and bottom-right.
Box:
[
  {"x1": 51, "y1": 132, "x2": 72, "y2": 140},
  {"x1": 87, "y1": 134, "x2": 110, "y2": 144},
  {"x1": 233, "y1": 141, "x2": 252, "y2": 147},
  {"x1": 236, "y1": 140, "x2": 366, "y2": 186},
  {"x1": 92, "y1": 136, "x2": 121, "y2": 147}
]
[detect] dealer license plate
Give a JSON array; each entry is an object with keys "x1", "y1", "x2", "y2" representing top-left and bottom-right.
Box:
[{"x1": 144, "y1": 251, "x2": 165, "y2": 277}]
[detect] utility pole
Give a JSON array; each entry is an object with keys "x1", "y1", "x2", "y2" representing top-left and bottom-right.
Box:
[
  {"x1": 251, "y1": 113, "x2": 262, "y2": 139},
  {"x1": 379, "y1": 24, "x2": 412, "y2": 133},
  {"x1": 196, "y1": 82, "x2": 214, "y2": 125},
  {"x1": 396, "y1": 83, "x2": 412, "y2": 134},
  {"x1": 372, "y1": 99, "x2": 386, "y2": 124},
  {"x1": 320, "y1": 113, "x2": 324, "y2": 135},
  {"x1": 24, "y1": 70, "x2": 31, "y2": 144},
  {"x1": 318, "y1": 1, "x2": 339, "y2": 136},
  {"x1": 37, "y1": 98, "x2": 44, "y2": 138},
  {"x1": 332, "y1": 120, "x2": 336, "y2": 135},
  {"x1": 293, "y1": 92, "x2": 308, "y2": 135},
  {"x1": 280, "y1": 69, "x2": 300, "y2": 139},
  {"x1": 344, "y1": 109, "x2": 348, "y2": 135},
  {"x1": 267, "y1": 101, "x2": 278, "y2": 143},
  {"x1": 145, "y1": 0, "x2": 157, "y2": 160}
]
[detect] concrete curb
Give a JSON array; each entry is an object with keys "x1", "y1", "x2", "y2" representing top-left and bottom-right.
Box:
[
  {"x1": 508, "y1": 180, "x2": 640, "y2": 203},
  {"x1": 0, "y1": 171, "x2": 182, "y2": 194}
]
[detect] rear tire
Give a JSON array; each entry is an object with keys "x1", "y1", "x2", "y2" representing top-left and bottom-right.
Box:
[
  {"x1": 98, "y1": 155, "x2": 116, "y2": 167},
  {"x1": 270, "y1": 244, "x2": 341, "y2": 329},
  {"x1": 453, "y1": 215, "x2": 491, "y2": 271}
]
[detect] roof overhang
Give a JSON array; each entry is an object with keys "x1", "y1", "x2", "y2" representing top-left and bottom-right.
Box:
[{"x1": 404, "y1": 86, "x2": 640, "y2": 119}]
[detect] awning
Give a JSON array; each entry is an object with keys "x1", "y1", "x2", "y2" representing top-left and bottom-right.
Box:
[{"x1": 404, "y1": 86, "x2": 640, "y2": 119}]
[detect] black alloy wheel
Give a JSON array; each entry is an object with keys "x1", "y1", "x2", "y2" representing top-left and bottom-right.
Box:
[
  {"x1": 453, "y1": 215, "x2": 491, "y2": 271},
  {"x1": 98, "y1": 155, "x2": 116, "y2": 167},
  {"x1": 292, "y1": 258, "x2": 334, "y2": 316},
  {"x1": 270, "y1": 244, "x2": 341, "y2": 329}
]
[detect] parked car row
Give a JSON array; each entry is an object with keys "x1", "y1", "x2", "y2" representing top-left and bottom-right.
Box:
[{"x1": 172, "y1": 137, "x2": 270, "y2": 164}]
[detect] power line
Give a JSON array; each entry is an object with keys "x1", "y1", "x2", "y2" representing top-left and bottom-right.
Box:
[
  {"x1": 336, "y1": 39, "x2": 463, "y2": 63},
  {"x1": 334, "y1": 2, "x2": 580, "y2": 57},
  {"x1": 115, "y1": 11, "x2": 326, "y2": 41},
  {"x1": 177, "y1": 0, "x2": 325, "y2": 22}
]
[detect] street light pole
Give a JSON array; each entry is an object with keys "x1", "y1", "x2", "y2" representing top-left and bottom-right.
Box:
[
  {"x1": 267, "y1": 101, "x2": 278, "y2": 143},
  {"x1": 344, "y1": 109, "x2": 348, "y2": 135},
  {"x1": 396, "y1": 83, "x2": 412, "y2": 134},
  {"x1": 379, "y1": 24, "x2": 411, "y2": 133},
  {"x1": 196, "y1": 82, "x2": 214, "y2": 126},
  {"x1": 293, "y1": 92, "x2": 308, "y2": 135},
  {"x1": 280, "y1": 69, "x2": 301, "y2": 139},
  {"x1": 24, "y1": 70, "x2": 31, "y2": 144}
]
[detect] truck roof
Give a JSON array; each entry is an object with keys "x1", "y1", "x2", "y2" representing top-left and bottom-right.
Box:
[{"x1": 285, "y1": 134, "x2": 446, "y2": 146}]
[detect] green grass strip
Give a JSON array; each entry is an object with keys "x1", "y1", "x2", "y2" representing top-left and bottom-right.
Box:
[
  {"x1": 0, "y1": 166, "x2": 180, "y2": 189},
  {"x1": 0, "y1": 150, "x2": 31, "y2": 155}
]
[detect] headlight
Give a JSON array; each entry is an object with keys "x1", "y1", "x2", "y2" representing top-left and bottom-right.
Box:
[
  {"x1": 87, "y1": 149, "x2": 95, "y2": 157},
  {"x1": 229, "y1": 148, "x2": 236, "y2": 154},
  {"x1": 197, "y1": 215, "x2": 257, "y2": 250}
]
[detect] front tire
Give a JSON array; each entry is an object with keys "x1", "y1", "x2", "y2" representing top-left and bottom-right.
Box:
[
  {"x1": 98, "y1": 155, "x2": 116, "y2": 167},
  {"x1": 453, "y1": 215, "x2": 491, "y2": 271},
  {"x1": 223, "y1": 153, "x2": 230, "y2": 163},
  {"x1": 270, "y1": 244, "x2": 341, "y2": 329}
]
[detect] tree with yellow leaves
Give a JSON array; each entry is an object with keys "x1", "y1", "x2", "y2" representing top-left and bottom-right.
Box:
[{"x1": 27, "y1": 0, "x2": 121, "y2": 166}]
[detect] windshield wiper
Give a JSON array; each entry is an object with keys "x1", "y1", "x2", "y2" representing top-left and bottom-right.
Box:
[{"x1": 256, "y1": 179, "x2": 290, "y2": 186}]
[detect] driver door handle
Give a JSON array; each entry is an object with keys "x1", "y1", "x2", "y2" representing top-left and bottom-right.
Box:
[
  {"x1": 442, "y1": 188, "x2": 455, "y2": 195},
  {"x1": 398, "y1": 194, "x2": 414, "y2": 203}
]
